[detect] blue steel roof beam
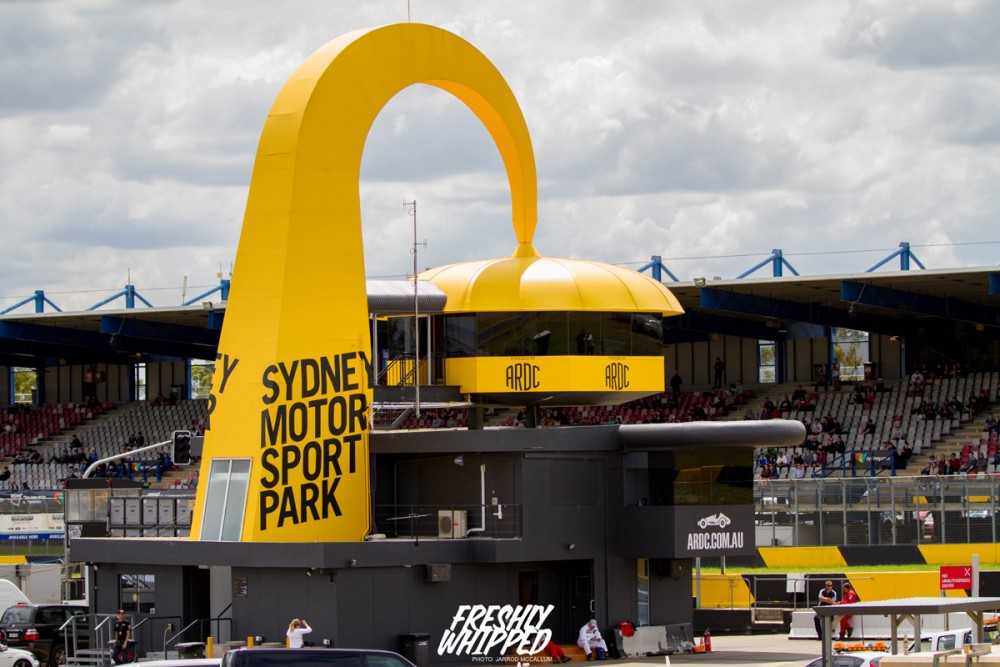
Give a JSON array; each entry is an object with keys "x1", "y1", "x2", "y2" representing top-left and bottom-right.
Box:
[
  {"x1": 0, "y1": 290, "x2": 62, "y2": 315},
  {"x1": 87, "y1": 285, "x2": 154, "y2": 311},
  {"x1": 699, "y1": 287, "x2": 905, "y2": 336},
  {"x1": 182, "y1": 279, "x2": 231, "y2": 306},
  {"x1": 638, "y1": 255, "x2": 680, "y2": 283},
  {"x1": 841, "y1": 280, "x2": 1000, "y2": 328},
  {"x1": 0, "y1": 321, "x2": 113, "y2": 349},
  {"x1": 0, "y1": 343, "x2": 124, "y2": 367},
  {"x1": 865, "y1": 242, "x2": 927, "y2": 272},
  {"x1": 735, "y1": 249, "x2": 800, "y2": 279},
  {"x1": 99, "y1": 316, "x2": 221, "y2": 347},
  {"x1": 0, "y1": 325, "x2": 137, "y2": 365},
  {"x1": 207, "y1": 311, "x2": 224, "y2": 330},
  {"x1": 0, "y1": 321, "x2": 216, "y2": 362}
]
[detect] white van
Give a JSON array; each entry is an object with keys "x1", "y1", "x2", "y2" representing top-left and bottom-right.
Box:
[
  {"x1": 0, "y1": 580, "x2": 30, "y2": 616},
  {"x1": 909, "y1": 629, "x2": 972, "y2": 653}
]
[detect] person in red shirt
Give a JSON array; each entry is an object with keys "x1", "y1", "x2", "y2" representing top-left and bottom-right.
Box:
[{"x1": 839, "y1": 583, "x2": 859, "y2": 639}]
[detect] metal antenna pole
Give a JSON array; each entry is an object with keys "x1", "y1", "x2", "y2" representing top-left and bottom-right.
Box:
[{"x1": 405, "y1": 201, "x2": 426, "y2": 417}]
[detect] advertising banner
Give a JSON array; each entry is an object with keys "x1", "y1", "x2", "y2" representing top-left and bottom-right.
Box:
[
  {"x1": 445, "y1": 356, "x2": 665, "y2": 394},
  {"x1": 672, "y1": 505, "x2": 755, "y2": 557}
]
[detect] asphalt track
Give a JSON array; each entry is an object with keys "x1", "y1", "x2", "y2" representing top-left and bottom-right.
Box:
[
  {"x1": 616, "y1": 634, "x2": 817, "y2": 667},
  {"x1": 465, "y1": 634, "x2": 822, "y2": 667}
]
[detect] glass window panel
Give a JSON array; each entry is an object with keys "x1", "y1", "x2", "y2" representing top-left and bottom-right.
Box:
[
  {"x1": 568, "y1": 314, "x2": 601, "y2": 355},
  {"x1": 631, "y1": 314, "x2": 663, "y2": 355},
  {"x1": 599, "y1": 314, "x2": 631, "y2": 355},
  {"x1": 443, "y1": 315, "x2": 476, "y2": 357},
  {"x1": 477, "y1": 313, "x2": 523, "y2": 356},
  {"x1": 66, "y1": 492, "x2": 80, "y2": 522},
  {"x1": 200, "y1": 459, "x2": 231, "y2": 540},
  {"x1": 831, "y1": 328, "x2": 870, "y2": 382},
  {"x1": 367, "y1": 656, "x2": 410, "y2": 667},
  {"x1": 758, "y1": 341, "x2": 776, "y2": 384},
  {"x1": 120, "y1": 573, "x2": 155, "y2": 613},
  {"x1": 522, "y1": 312, "x2": 568, "y2": 356},
  {"x1": 221, "y1": 460, "x2": 251, "y2": 541},
  {"x1": 190, "y1": 360, "x2": 215, "y2": 400},
  {"x1": 637, "y1": 558, "x2": 650, "y2": 626},
  {"x1": 135, "y1": 363, "x2": 147, "y2": 401}
]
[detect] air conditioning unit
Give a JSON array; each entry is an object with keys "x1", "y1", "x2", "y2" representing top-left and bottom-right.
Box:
[{"x1": 438, "y1": 510, "x2": 468, "y2": 538}]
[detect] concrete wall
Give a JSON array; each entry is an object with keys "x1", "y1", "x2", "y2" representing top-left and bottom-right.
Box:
[
  {"x1": 146, "y1": 361, "x2": 189, "y2": 401},
  {"x1": 664, "y1": 336, "x2": 768, "y2": 391},
  {"x1": 871, "y1": 333, "x2": 904, "y2": 380},
  {"x1": 90, "y1": 565, "x2": 209, "y2": 655},
  {"x1": 26, "y1": 360, "x2": 189, "y2": 406},
  {"x1": 0, "y1": 366, "x2": 9, "y2": 405},
  {"x1": 41, "y1": 363, "x2": 133, "y2": 404}
]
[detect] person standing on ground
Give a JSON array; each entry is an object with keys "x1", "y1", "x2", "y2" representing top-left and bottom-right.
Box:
[
  {"x1": 670, "y1": 372, "x2": 683, "y2": 398},
  {"x1": 713, "y1": 358, "x2": 725, "y2": 389},
  {"x1": 111, "y1": 610, "x2": 132, "y2": 664},
  {"x1": 813, "y1": 580, "x2": 837, "y2": 639},
  {"x1": 287, "y1": 618, "x2": 312, "y2": 648},
  {"x1": 839, "y1": 583, "x2": 859, "y2": 639}
]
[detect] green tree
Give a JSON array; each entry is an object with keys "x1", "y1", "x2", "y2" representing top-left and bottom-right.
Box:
[
  {"x1": 191, "y1": 363, "x2": 215, "y2": 399},
  {"x1": 832, "y1": 328, "x2": 869, "y2": 381},
  {"x1": 13, "y1": 367, "x2": 36, "y2": 404},
  {"x1": 759, "y1": 342, "x2": 776, "y2": 383},
  {"x1": 834, "y1": 344, "x2": 863, "y2": 368}
]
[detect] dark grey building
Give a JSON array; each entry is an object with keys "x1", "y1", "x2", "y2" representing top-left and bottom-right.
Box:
[{"x1": 70, "y1": 420, "x2": 801, "y2": 663}]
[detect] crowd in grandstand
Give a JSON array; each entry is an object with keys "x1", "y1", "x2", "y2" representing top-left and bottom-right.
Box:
[
  {"x1": 0, "y1": 399, "x2": 202, "y2": 491},
  {"x1": 755, "y1": 365, "x2": 998, "y2": 480},
  {"x1": 2, "y1": 361, "x2": 996, "y2": 490},
  {"x1": 536, "y1": 384, "x2": 750, "y2": 427}
]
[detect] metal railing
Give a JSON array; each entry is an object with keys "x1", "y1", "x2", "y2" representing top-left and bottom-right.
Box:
[
  {"x1": 373, "y1": 503, "x2": 520, "y2": 539},
  {"x1": 755, "y1": 475, "x2": 999, "y2": 546}
]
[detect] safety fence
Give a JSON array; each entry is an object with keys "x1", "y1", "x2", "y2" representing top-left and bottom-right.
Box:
[{"x1": 755, "y1": 475, "x2": 1000, "y2": 546}]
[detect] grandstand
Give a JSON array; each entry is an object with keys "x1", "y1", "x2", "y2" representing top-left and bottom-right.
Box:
[{"x1": 0, "y1": 400, "x2": 206, "y2": 490}]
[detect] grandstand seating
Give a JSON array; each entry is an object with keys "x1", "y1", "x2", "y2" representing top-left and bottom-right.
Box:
[
  {"x1": 1, "y1": 402, "x2": 110, "y2": 457},
  {"x1": 1, "y1": 399, "x2": 207, "y2": 489},
  {"x1": 4, "y1": 372, "x2": 994, "y2": 488},
  {"x1": 63, "y1": 399, "x2": 209, "y2": 459},
  {"x1": 754, "y1": 372, "x2": 998, "y2": 479}
]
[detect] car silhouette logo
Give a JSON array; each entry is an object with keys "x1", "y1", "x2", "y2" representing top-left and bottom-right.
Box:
[{"x1": 697, "y1": 513, "x2": 731, "y2": 529}]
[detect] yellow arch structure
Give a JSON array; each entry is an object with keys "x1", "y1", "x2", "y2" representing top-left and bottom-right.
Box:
[{"x1": 190, "y1": 24, "x2": 539, "y2": 542}]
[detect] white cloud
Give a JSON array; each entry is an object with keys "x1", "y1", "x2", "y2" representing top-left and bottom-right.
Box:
[{"x1": 1, "y1": 0, "x2": 998, "y2": 313}]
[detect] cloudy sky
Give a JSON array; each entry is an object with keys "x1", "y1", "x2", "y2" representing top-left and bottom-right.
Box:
[{"x1": 1, "y1": 0, "x2": 998, "y2": 312}]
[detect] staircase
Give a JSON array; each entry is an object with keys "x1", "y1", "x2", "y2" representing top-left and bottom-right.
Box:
[
  {"x1": 67, "y1": 648, "x2": 110, "y2": 667},
  {"x1": 558, "y1": 644, "x2": 597, "y2": 662},
  {"x1": 929, "y1": 417, "x2": 990, "y2": 459}
]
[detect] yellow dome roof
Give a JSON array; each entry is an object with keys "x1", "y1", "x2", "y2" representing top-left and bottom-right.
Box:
[{"x1": 419, "y1": 243, "x2": 684, "y2": 316}]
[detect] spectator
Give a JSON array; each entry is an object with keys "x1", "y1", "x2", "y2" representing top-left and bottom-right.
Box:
[
  {"x1": 713, "y1": 357, "x2": 726, "y2": 389},
  {"x1": 577, "y1": 619, "x2": 608, "y2": 661},
  {"x1": 286, "y1": 618, "x2": 312, "y2": 648},
  {"x1": 669, "y1": 372, "x2": 682, "y2": 398}
]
